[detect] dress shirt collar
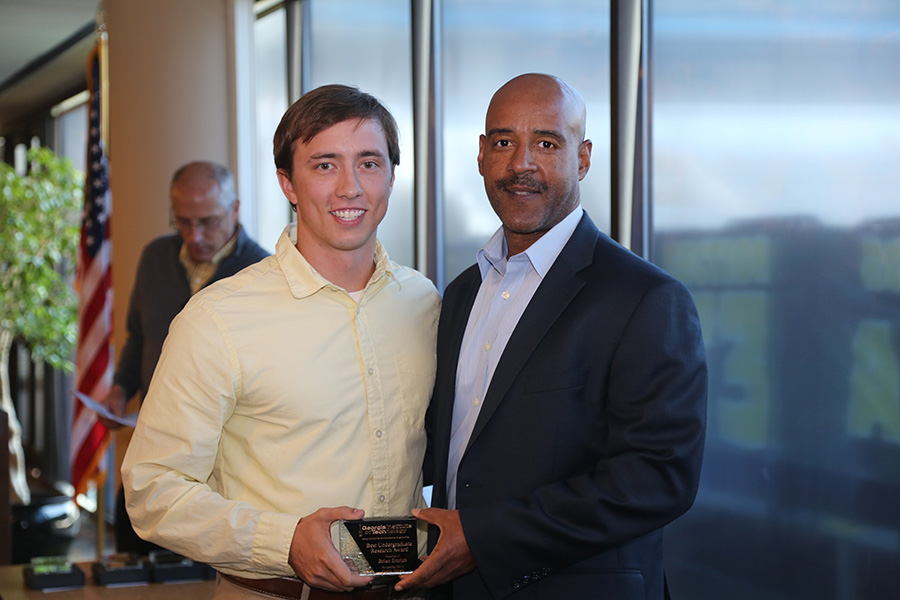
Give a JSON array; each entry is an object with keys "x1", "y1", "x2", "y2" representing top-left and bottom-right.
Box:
[
  {"x1": 276, "y1": 223, "x2": 395, "y2": 299},
  {"x1": 477, "y1": 205, "x2": 584, "y2": 280}
]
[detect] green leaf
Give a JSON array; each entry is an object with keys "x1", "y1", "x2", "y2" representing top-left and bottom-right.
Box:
[{"x1": 0, "y1": 147, "x2": 84, "y2": 371}]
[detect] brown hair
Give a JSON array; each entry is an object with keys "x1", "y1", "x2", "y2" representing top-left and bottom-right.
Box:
[{"x1": 273, "y1": 84, "x2": 400, "y2": 175}]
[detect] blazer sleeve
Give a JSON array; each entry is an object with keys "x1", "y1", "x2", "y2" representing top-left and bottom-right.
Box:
[{"x1": 458, "y1": 274, "x2": 707, "y2": 598}]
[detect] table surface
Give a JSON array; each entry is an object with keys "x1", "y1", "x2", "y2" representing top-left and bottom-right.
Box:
[{"x1": 0, "y1": 562, "x2": 215, "y2": 600}]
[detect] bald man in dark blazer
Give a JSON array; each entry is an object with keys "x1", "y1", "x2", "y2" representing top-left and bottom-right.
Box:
[{"x1": 397, "y1": 74, "x2": 707, "y2": 600}]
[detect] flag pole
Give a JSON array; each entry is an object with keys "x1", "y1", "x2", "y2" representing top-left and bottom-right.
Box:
[
  {"x1": 95, "y1": 470, "x2": 107, "y2": 559},
  {"x1": 94, "y1": 5, "x2": 110, "y2": 559},
  {"x1": 71, "y1": 0, "x2": 114, "y2": 557},
  {"x1": 98, "y1": 17, "x2": 109, "y2": 152}
]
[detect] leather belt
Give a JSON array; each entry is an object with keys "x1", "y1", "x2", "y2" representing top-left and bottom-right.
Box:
[{"x1": 220, "y1": 573, "x2": 394, "y2": 599}]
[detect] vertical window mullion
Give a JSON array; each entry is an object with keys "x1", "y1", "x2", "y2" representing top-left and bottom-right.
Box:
[{"x1": 412, "y1": 0, "x2": 444, "y2": 287}]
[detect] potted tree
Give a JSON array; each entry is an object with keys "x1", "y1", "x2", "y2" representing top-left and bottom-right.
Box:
[{"x1": 1, "y1": 146, "x2": 83, "y2": 507}]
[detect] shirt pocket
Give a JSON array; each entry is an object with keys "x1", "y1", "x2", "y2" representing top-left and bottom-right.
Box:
[{"x1": 394, "y1": 351, "x2": 436, "y2": 429}]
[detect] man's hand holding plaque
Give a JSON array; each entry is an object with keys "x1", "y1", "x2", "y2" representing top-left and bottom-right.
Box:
[{"x1": 332, "y1": 516, "x2": 420, "y2": 576}]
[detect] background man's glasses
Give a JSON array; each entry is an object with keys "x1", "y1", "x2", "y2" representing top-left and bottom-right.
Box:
[{"x1": 171, "y1": 210, "x2": 229, "y2": 234}]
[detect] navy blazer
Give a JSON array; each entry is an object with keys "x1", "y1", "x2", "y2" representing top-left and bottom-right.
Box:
[{"x1": 425, "y1": 213, "x2": 707, "y2": 600}]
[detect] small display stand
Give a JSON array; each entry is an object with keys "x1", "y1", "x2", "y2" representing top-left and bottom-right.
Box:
[
  {"x1": 147, "y1": 551, "x2": 214, "y2": 583},
  {"x1": 91, "y1": 552, "x2": 152, "y2": 586},
  {"x1": 22, "y1": 556, "x2": 86, "y2": 590}
]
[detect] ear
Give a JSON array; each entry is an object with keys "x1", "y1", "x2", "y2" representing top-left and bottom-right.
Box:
[
  {"x1": 477, "y1": 134, "x2": 486, "y2": 176},
  {"x1": 230, "y1": 198, "x2": 241, "y2": 218},
  {"x1": 277, "y1": 169, "x2": 299, "y2": 209},
  {"x1": 577, "y1": 139, "x2": 592, "y2": 180}
]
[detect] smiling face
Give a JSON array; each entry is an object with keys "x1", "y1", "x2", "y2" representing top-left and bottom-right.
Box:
[
  {"x1": 478, "y1": 74, "x2": 592, "y2": 256},
  {"x1": 277, "y1": 117, "x2": 394, "y2": 270}
]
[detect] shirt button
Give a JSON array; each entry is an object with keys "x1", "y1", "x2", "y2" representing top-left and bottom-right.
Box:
[
  {"x1": 501, "y1": 291, "x2": 510, "y2": 299},
  {"x1": 375, "y1": 429, "x2": 383, "y2": 438},
  {"x1": 379, "y1": 495, "x2": 386, "y2": 503},
  {"x1": 368, "y1": 367, "x2": 374, "y2": 375},
  {"x1": 484, "y1": 342, "x2": 491, "y2": 351},
  {"x1": 474, "y1": 397, "x2": 479, "y2": 406}
]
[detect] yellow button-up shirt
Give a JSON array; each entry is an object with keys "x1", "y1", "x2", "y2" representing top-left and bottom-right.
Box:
[{"x1": 122, "y1": 224, "x2": 440, "y2": 578}]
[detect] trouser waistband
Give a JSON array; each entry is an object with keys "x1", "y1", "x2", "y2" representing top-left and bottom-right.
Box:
[{"x1": 219, "y1": 573, "x2": 395, "y2": 600}]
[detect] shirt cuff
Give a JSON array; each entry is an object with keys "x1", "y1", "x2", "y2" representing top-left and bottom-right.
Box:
[{"x1": 250, "y1": 511, "x2": 303, "y2": 578}]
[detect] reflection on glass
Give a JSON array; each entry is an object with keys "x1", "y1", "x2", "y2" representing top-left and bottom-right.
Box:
[
  {"x1": 308, "y1": 0, "x2": 414, "y2": 268},
  {"x1": 442, "y1": 0, "x2": 611, "y2": 283},
  {"x1": 652, "y1": 2, "x2": 900, "y2": 599},
  {"x1": 253, "y1": 7, "x2": 288, "y2": 252}
]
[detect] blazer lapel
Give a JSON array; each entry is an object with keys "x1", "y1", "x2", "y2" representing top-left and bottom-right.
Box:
[
  {"x1": 435, "y1": 266, "x2": 482, "y2": 442},
  {"x1": 466, "y1": 214, "x2": 600, "y2": 450},
  {"x1": 442, "y1": 266, "x2": 482, "y2": 382}
]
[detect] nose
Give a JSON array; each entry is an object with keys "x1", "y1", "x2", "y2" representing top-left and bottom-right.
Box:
[
  {"x1": 338, "y1": 168, "x2": 363, "y2": 198},
  {"x1": 509, "y1": 144, "x2": 536, "y2": 173},
  {"x1": 184, "y1": 223, "x2": 204, "y2": 242}
]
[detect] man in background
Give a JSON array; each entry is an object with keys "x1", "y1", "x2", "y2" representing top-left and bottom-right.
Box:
[
  {"x1": 397, "y1": 73, "x2": 707, "y2": 599},
  {"x1": 100, "y1": 160, "x2": 268, "y2": 553}
]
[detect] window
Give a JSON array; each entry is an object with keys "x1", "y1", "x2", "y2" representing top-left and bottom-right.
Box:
[
  {"x1": 253, "y1": 6, "x2": 289, "y2": 252},
  {"x1": 308, "y1": 0, "x2": 415, "y2": 267},
  {"x1": 441, "y1": 0, "x2": 611, "y2": 281},
  {"x1": 653, "y1": 2, "x2": 900, "y2": 598}
]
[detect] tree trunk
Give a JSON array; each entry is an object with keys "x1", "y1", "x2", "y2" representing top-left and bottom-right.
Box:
[{"x1": 1, "y1": 328, "x2": 31, "y2": 505}]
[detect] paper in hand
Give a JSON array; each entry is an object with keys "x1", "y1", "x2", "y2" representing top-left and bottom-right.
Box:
[{"x1": 73, "y1": 390, "x2": 139, "y2": 428}]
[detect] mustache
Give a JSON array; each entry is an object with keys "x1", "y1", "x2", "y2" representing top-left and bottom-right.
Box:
[{"x1": 495, "y1": 175, "x2": 547, "y2": 193}]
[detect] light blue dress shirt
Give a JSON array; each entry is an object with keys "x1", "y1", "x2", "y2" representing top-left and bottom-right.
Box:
[{"x1": 446, "y1": 206, "x2": 584, "y2": 508}]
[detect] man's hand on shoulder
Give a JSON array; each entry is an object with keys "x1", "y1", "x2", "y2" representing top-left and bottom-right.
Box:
[
  {"x1": 289, "y1": 506, "x2": 372, "y2": 592},
  {"x1": 394, "y1": 508, "x2": 475, "y2": 592}
]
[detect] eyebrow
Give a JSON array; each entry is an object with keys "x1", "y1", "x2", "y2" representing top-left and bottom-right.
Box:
[
  {"x1": 534, "y1": 129, "x2": 566, "y2": 141},
  {"x1": 308, "y1": 150, "x2": 387, "y2": 162},
  {"x1": 357, "y1": 150, "x2": 387, "y2": 160}
]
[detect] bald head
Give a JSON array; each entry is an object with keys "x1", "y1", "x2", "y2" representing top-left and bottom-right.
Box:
[
  {"x1": 169, "y1": 161, "x2": 240, "y2": 263},
  {"x1": 487, "y1": 73, "x2": 587, "y2": 143},
  {"x1": 478, "y1": 73, "x2": 592, "y2": 256},
  {"x1": 170, "y1": 161, "x2": 236, "y2": 209}
]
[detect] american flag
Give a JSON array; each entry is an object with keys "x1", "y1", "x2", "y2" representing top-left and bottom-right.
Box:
[{"x1": 71, "y1": 43, "x2": 113, "y2": 496}]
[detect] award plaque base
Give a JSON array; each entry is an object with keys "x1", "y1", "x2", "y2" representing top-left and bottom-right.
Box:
[
  {"x1": 92, "y1": 553, "x2": 151, "y2": 586},
  {"x1": 332, "y1": 517, "x2": 419, "y2": 576},
  {"x1": 23, "y1": 557, "x2": 85, "y2": 590},
  {"x1": 147, "y1": 551, "x2": 216, "y2": 582}
]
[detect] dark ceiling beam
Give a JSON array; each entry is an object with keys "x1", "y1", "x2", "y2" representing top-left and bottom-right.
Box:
[{"x1": 0, "y1": 21, "x2": 95, "y2": 95}]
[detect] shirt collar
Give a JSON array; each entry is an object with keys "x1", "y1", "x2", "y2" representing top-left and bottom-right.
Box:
[
  {"x1": 477, "y1": 205, "x2": 583, "y2": 280},
  {"x1": 277, "y1": 223, "x2": 394, "y2": 299}
]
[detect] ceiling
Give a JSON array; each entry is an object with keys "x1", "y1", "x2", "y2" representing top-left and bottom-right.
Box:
[{"x1": 0, "y1": 0, "x2": 100, "y2": 133}]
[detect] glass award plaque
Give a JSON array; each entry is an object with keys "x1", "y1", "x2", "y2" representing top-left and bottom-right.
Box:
[{"x1": 332, "y1": 517, "x2": 419, "y2": 576}]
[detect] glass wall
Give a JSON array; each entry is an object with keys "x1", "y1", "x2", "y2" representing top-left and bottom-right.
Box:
[
  {"x1": 652, "y1": 1, "x2": 900, "y2": 598},
  {"x1": 441, "y1": 0, "x2": 610, "y2": 282},
  {"x1": 307, "y1": 0, "x2": 415, "y2": 267},
  {"x1": 255, "y1": 0, "x2": 609, "y2": 280},
  {"x1": 253, "y1": 6, "x2": 289, "y2": 253}
]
